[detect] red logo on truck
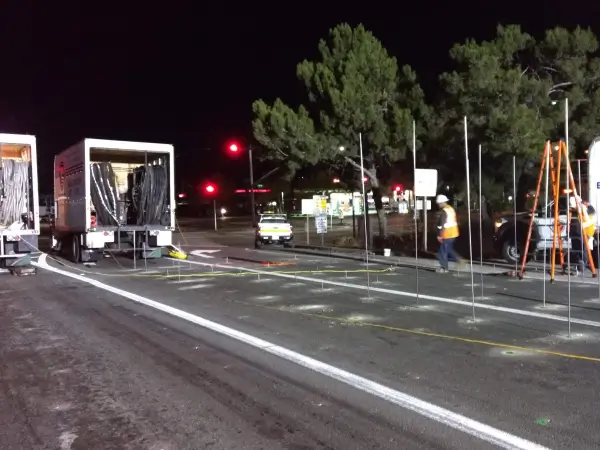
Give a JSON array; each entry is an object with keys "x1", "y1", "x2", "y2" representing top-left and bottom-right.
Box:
[{"x1": 58, "y1": 161, "x2": 65, "y2": 189}]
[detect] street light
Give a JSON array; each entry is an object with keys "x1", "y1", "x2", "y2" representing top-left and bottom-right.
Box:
[
  {"x1": 227, "y1": 141, "x2": 256, "y2": 225},
  {"x1": 333, "y1": 177, "x2": 340, "y2": 183}
]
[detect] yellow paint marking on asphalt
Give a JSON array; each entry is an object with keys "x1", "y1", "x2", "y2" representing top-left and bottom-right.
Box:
[{"x1": 230, "y1": 299, "x2": 600, "y2": 363}]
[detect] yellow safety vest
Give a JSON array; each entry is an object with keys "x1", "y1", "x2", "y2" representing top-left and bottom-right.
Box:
[
  {"x1": 570, "y1": 206, "x2": 595, "y2": 238},
  {"x1": 441, "y1": 205, "x2": 459, "y2": 239}
]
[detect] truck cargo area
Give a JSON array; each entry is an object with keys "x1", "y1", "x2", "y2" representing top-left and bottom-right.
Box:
[
  {"x1": 90, "y1": 146, "x2": 172, "y2": 230},
  {"x1": 52, "y1": 139, "x2": 175, "y2": 264},
  {"x1": 0, "y1": 136, "x2": 40, "y2": 272}
]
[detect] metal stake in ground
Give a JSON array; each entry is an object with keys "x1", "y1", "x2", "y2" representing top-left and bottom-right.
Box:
[
  {"x1": 565, "y1": 98, "x2": 571, "y2": 337},
  {"x1": 359, "y1": 132, "x2": 370, "y2": 296},
  {"x1": 543, "y1": 141, "x2": 550, "y2": 308},
  {"x1": 478, "y1": 144, "x2": 484, "y2": 301},
  {"x1": 412, "y1": 120, "x2": 420, "y2": 304},
  {"x1": 464, "y1": 116, "x2": 476, "y2": 322},
  {"x1": 597, "y1": 194, "x2": 600, "y2": 303},
  {"x1": 513, "y1": 156, "x2": 518, "y2": 276}
]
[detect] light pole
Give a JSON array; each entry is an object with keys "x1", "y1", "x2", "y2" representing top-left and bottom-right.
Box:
[
  {"x1": 229, "y1": 142, "x2": 256, "y2": 225},
  {"x1": 247, "y1": 145, "x2": 256, "y2": 225}
]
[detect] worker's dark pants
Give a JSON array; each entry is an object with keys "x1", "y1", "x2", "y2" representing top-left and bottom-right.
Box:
[
  {"x1": 569, "y1": 221, "x2": 589, "y2": 268},
  {"x1": 438, "y1": 238, "x2": 461, "y2": 270}
]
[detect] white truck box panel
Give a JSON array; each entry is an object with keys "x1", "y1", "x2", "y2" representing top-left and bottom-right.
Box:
[
  {"x1": 0, "y1": 133, "x2": 40, "y2": 235},
  {"x1": 588, "y1": 137, "x2": 600, "y2": 225},
  {"x1": 54, "y1": 139, "x2": 175, "y2": 233}
]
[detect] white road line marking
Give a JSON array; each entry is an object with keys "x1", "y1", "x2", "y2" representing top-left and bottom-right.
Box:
[
  {"x1": 167, "y1": 279, "x2": 206, "y2": 284},
  {"x1": 34, "y1": 254, "x2": 548, "y2": 450},
  {"x1": 178, "y1": 284, "x2": 211, "y2": 291},
  {"x1": 178, "y1": 258, "x2": 600, "y2": 329}
]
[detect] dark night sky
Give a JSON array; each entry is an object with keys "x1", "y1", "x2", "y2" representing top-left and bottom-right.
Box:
[{"x1": 0, "y1": 1, "x2": 597, "y2": 192}]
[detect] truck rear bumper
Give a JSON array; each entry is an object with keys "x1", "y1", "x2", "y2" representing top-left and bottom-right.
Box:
[{"x1": 257, "y1": 234, "x2": 293, "y2": 244}]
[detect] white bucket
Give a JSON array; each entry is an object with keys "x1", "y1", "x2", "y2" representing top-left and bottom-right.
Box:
[{"x1": 383, "y1": 248, "x2": 391, "y2": 257}]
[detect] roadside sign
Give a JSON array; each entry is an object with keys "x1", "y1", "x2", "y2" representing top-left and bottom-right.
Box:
[
  {"x1": 415, "y1": 199, "x2": 432, "y2": 211},
  {"x1": 596, "y1": 182, "x2": 600, "y2": 189},
  {"x1": 414, "y1": 169, "x2": 438, "y2": 197},
  {"x1": 314, "y1": 196, "x2": 327, "y2": 214},
  {"x1": 301, "y1": 199, "x2": 314, "y2": 215},
  {"x1": 315, "y1": 215, "x2": 327, "y2": 233}
]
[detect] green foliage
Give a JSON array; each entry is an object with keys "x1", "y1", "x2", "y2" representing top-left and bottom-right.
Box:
[
  {"x1": 252, "y1": 23, "x2": 428, "y2": 178},
  {"x1": 252, "y1": 22, "x2": 600, "y2": 212},
  {"x1": 437, "y1": 25, "x2": 600, "y2": 207}
]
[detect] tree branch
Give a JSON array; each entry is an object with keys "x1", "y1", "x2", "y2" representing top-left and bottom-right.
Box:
[
  {"x1": 343, "y1": 156, "x2": 379, "y2": 187},
  {"x1": 548, "y1": 81, "x2": 574, "y2": 95}
]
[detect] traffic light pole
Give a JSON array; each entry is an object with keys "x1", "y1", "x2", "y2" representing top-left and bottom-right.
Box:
[
  {"x1": 213, "y1": 199, "x2": 217, "y2": 231},
  {"x1": 249, "y1": 145, "x2": 256, "y2": 225}
]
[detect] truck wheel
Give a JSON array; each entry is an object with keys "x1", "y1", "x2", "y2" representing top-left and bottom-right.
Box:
[
  {"x1": 502, "y1": 240, "x2": 531, "y2": 264},
  {"x1": 71, "y1": 234, "x2": 81, "y2": 263},
  {"x1": 254, "y1": 239, "x2": 262, "y2": 249},
  {"x1": 501, "y1": 239, "x2": 521, "y2": 265}
]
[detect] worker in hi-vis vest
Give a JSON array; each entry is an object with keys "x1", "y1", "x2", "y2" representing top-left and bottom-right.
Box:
[
  {"x1": 435, "y1": 194, "x2": 464, "y2": 273},
  {"x1": 568, "y1": 195, "x2": 595, "y2": 272}
]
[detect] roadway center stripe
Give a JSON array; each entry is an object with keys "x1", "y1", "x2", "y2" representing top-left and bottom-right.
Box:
[{"x1": 34, "y1": 254, "x2": 548, "y2": 450}]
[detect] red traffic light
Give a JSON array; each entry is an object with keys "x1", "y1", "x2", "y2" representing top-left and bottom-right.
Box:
[
  {"x1": 228, "y1": 143, "x2": 239, "y2": 152},
  {"x1": 204, "y1": 183, "x2": 216, "y2": 194},
  {"x1": 394, "y1": 184, "x2": 403, "y2": 192}
]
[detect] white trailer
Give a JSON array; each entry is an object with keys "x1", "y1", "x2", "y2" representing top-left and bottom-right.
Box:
[
  {"x1": 52, "y1": 139, "x2": 175, "y2": 263},
  {"x1": 0, "y1": 133, "x2": 40, "y2": 272}
]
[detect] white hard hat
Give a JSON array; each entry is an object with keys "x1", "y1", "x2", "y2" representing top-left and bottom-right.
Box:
[
  {"x1": 436, "y1": 194, "x2": 449, "y2": 204},
  {"x1": 569, "y1": 197, "x2": 577, "y2": 209}
]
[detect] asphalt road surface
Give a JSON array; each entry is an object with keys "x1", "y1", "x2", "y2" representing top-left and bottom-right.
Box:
[{"x1": 4, "y1": 236, "x2": 600, "y2": 448}]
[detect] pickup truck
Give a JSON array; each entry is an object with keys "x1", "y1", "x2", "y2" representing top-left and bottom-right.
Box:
[{"x1": 493, "y1": 197, "x2": 596, "y2": 264}]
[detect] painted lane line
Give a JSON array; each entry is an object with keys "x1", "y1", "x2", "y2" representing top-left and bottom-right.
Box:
[
  {"x1": 177, "y1": 258, "x2": 600, "y2": 329},
  {"x1": 167, "y1": 279, "x2": 206, "y2": 284},
  {"x1": 178, "y1": 284, "x2": 211, "y2": 291},
  {"x1": 33, "y1": 254, "x2": 548, "y2": 450}
]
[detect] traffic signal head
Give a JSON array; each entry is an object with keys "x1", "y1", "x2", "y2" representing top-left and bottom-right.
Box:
[
  {"x1": 204, "y1": 183, "x2": 216, "y2": 194},
  {"x1": 394, "y1": 184, "x2": 403, "y2": 192},
  {"x1": 229, "y1": 143, "x2": 239, "y2": 152}
]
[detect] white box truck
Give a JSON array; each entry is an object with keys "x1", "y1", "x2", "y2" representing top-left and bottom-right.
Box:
[
  {"x1": 52, "y1": 139, "x2": 175, "y2": 263},
  {"x1": 0, "y1": 133, "x2": 40, "y2": 272}
]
